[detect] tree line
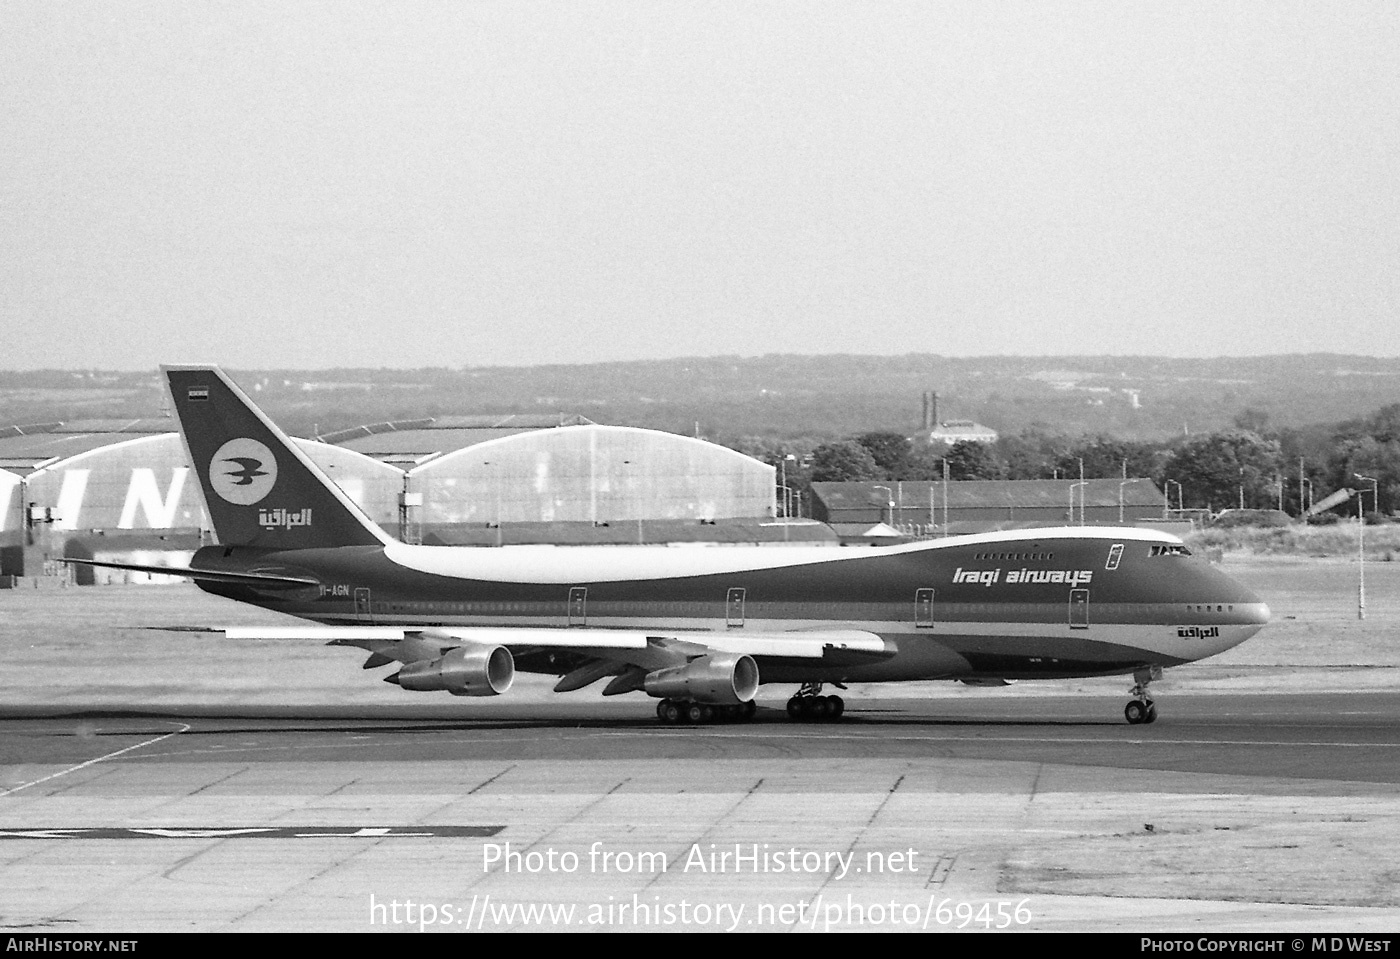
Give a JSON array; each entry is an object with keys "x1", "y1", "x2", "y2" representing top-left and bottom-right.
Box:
[{"x1": 728, "y1": 404, "x2": 1400, "y2": 519}]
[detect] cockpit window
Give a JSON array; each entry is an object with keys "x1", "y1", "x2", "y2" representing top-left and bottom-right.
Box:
[{"x1": 1150, "y1": 544, "x2": 1192, "y2": 557}]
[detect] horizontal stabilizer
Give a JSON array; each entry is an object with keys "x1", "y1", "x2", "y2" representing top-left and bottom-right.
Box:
[{"x1": 61, "y1": 558, "x2": 320, "y2": 590}]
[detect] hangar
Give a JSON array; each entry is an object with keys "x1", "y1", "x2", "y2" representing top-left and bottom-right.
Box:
[
  {"x1": 0, "y1": 420, "x2": 401, "y2": 583},
  {"x1": 1, "y1": 412, "x2": 787, "y2": 582},
  {"x1": 322, "y1": 415, "x2": 783, "y2": 546}
]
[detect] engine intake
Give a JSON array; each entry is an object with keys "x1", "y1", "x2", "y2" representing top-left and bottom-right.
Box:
[
  {"x1": 391, "y1": 644, "x2": 515, "y2": 697},
  {"x1": 643, "y1": 653, "x2": 759, "y2": 705}
]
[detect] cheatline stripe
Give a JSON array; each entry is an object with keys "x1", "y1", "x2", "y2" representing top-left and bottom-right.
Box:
[{"x1": 383, "y1": 526, "x2": 1179, "y2": 584}]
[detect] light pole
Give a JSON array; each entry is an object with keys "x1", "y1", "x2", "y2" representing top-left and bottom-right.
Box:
[
  {"x1": 1118, "y1": 479, "x2": 1132, "y2": 524},
  {"x1": 1356, "y1": 473, "x2": 1378, "y2": 620},
  {"x1": 1164, "y1": 479, "x2": 1183, "y2": 518},
  {"x1": 785, "y1": 454, "x2": 797, "y2": 518},
  {"x1": 1070, "y1": 481, "x2": 1087, "y2": 526},
  {"x1": 777, "y1": 485, "x2": 794, "y2": 541},
  {"x1": 779, "y1": 454, "x2": 797, "y2": 518},
  {"x1": 872, "y1": 485, "x2": 893, "y2": 527},
  {"x1": 942, "y1": 458, "x2": 949, "y2": 536},
  {"x1": 1078, "y1": 458, "x2": 1085, "y2": 523}
]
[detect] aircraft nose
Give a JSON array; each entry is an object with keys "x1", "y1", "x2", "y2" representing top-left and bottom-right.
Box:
[
  {"x1": 1218, "y1": 572, "x2": 1271, "y2": 631},
  {"x1": 1235, "y1": 600, "x2": 1272, "y2": 626}
]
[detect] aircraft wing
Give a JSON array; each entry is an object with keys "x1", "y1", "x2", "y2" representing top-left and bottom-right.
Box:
[
  {"x1": 222, "y1": 624, "x2": 888, "y2": 659},
  {"x1": 218, "y1": 624, "x2": 893, "y2": 676}
]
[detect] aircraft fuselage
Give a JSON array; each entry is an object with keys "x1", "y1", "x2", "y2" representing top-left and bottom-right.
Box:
[{"x1": 192, "y1": 527, "x2": 1269, "y2": 686}]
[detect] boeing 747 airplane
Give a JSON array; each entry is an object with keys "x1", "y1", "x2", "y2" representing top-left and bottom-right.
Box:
[{"x1": 68, "y1": 366, "x2": 1270, "y2": 725}]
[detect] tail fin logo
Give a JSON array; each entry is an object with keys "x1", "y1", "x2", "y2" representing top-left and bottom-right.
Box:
[{"x1": 209, "y1": 439, "x2": 278, "y2": 505}]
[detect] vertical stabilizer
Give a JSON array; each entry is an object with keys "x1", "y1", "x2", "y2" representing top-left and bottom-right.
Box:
[{"x1": 163, "y1": 366, "x2": 391, "y2": 549}]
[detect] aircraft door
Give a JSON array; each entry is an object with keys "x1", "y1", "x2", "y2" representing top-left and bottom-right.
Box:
[
  {"x1": 568, "y1": 586, "x2": 587, "y2": 626},
  {"x1": 355, "y1": 587, "x2": 373, "y2": 624},
  {"x1": 1069, "y1": 589, "x2": 1089, "y2": 629},
  {"x1": 726, "y1": 587, "x2": 746, "y2": 628},
  {"x1": 915, "y1": 588, "x2": 935, "y2": 628}
]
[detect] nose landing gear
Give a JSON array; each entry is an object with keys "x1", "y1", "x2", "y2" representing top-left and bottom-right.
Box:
[{"x1": 1124, "y1": 666, "x2": 1162, "y2": 725}]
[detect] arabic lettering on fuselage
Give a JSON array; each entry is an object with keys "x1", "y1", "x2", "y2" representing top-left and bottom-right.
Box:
[
  {"x1": 258, "y1": 508, "x2": 313, "y2": 530},
  {"x1": 952, "y1": 567, "x2": 1094, "y2": 588},
  {"x1": 1176, "y1": 626, "x2": 1221, "y2": 639}
]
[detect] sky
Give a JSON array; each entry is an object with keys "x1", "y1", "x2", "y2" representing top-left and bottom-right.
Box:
[{"x1": 1, "y1": 1, "x2": 1396, "y2": 369}]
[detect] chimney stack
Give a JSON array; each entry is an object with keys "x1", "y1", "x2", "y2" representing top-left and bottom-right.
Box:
[{"x1": 921, "y1": 391, "x2": 938, "y2": 431}]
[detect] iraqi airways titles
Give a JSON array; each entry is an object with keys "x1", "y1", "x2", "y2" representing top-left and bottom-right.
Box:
[{"x1": 952, "y1": 566, "x2": 1094, "y2": 588}]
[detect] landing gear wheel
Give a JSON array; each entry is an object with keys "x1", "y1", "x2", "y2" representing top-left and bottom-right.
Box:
[
  {"x1": 785, "y1": 685, "x2": 847, "y2": 722},
  {"x1": 658, "y1": 700, "x2": 682, "y2": 724},
  {"x1": 1124, "y1": 666, "x2": 1164, "y2": 726},
  {"x1": 686, "y1": 702, "x2": 711, "y2": 724}
]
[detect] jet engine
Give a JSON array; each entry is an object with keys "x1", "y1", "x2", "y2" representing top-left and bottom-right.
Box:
[
  {"x1": 389, "y1": 644, "x2": 515, "y2": 697},
  {"x1": 643, "y1": 653, "x2": 759, "y2": 705}
]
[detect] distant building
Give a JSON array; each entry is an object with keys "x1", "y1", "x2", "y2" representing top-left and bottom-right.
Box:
[
  {"x1": 919, "y1": 390, "x2": 998, "y2": 445},
  {"x1": 926, "y1": 420, "x2": 999, "y2": 446}
]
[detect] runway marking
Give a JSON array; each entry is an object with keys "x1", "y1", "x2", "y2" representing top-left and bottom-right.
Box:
[
  {"x1": 556, "y1": 729, "x2": 1400, "y2": 750},
  {"x1": 0, "y1": 722, "x2": 191, "y2": 798},
  {"x1": 97, "y1": 728, "x2": 1400, "y2": 764},
  {"x1": 0, "y1": 825, "x2": 504, "y2": 840}
]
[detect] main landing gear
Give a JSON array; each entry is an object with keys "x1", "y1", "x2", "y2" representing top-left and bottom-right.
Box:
[
  {"x1": 655, "y1": 698, "x2": 757, "y2": 725},
  {"x1": 1124, "y1": 666, "x2": 1162, "y2": 725},
  {"x1": 786, "y1": 683, "x2": 845, "y2": 722}
]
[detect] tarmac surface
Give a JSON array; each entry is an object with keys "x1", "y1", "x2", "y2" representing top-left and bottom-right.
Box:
[{"x1": 2, "y1": 560, "x2": 1400, "y2": 932}]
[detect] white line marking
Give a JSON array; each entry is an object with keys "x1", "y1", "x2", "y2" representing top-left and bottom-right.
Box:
[
  {"x1": 124, "y1": 727, "x2": 1399, "y2": 763},
  {"x1": 0, "y1": 722, "x2": 191, "y2": 798}
]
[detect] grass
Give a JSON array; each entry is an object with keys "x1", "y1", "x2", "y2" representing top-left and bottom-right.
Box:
[{"x1": 1186, "y1": 522, "x2": 1400, "y2": 559}]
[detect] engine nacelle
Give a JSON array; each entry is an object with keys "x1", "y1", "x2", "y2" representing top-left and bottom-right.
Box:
[
  {"x1": 643, "y1": 653, "x2": 759, "y2": 705},
  {"x1": 393, "y1": 644, "x2": 515, "y2": 697}
]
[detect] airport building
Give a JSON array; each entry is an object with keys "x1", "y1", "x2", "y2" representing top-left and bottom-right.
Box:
[{"x1": 0, "y1": 414, "x2": 787, "y2": 582}]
